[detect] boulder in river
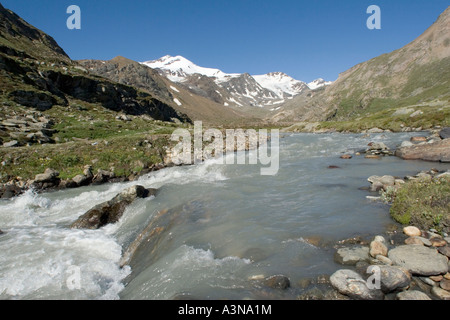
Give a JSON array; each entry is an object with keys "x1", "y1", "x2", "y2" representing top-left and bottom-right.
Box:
[
  {"x1": 395, "y1": 138, "x2": 450, "y2": 162},
  {"x1": 263, "y1": 275, "x2": 291, "y2": 290},
  {"x1": 334, "y1": 246, "x2": 370, "y2": 265},
  {"x1": 70, "y1": 185, "x2": 157, "y2": 229}
]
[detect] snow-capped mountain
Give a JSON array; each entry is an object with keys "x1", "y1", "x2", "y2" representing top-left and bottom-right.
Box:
[
  {"x1": 307, "y1": 78, "x2": 333, "y2": 90},
  {"x1": 253, "y1": 72, "x2": 309, "y2": 98},
  {"x1": 142, "y1": 55, "x2": 240, "y2": 83},
  {"x1": 142, "y1": 55, "x2": 330, "y2": 108}
]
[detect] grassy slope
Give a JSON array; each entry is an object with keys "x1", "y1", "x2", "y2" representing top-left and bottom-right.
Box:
[
  {"x1": 389, "y1": 176, "x2": 450, "y2": 234},
  {"x1": 0, "y1": 99, "x2": 187, "y2": 183}
]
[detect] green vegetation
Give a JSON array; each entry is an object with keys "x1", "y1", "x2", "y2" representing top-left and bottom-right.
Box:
[
  {"x1": 0, "y1": 101, "x2": 187, "y2": 183},
  {"x1": 316, "y1": 104, "x2": 450, "y2": 133},
  {"x1": 388, "y1": 177, "x2": 450, "y2": 234}
]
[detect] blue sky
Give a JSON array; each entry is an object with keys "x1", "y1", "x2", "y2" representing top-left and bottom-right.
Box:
[{"x1": 1, "y1": 0, "x2": 448, "y2": 82}]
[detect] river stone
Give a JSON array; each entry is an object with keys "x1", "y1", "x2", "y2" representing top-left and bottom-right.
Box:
[
  {"x1": 431, "y1": 286, "x2": 450, "y2": 300},
  {"x1": 405, "y1": 237, "x2": 424, "y2": 245},
  {"x1": 388, "y1": 245, "x2": 449, "y2": 276},
  {"x1": 71, "y1": 185, "x2": 157, "y2": 229},
  {"x1": 396, "y1": 290, "x2": 431, "y2": 300},
  {"x1": 370, "y1": 240, "x2": 388, "y2": 258},
  {"x1": 376, "y1": 255, "x2": 393, "y2": 265},
  {"x1": 378, "y1": 265, "x2": 411, "y2": 293},
  {"x1": 430, "y1": 237, "x2": 447, "y2": 247},
  {"x1": 335, "y1": 246, "x2": 370, "y2": 265},
  {"x1": 263, "y1": 275, "x2": 290, "y2": 290},
  {"x1": 418, "y1": 237, "x2": 432, "y2": 247},
  {"x1": 403, "y1": 226, "x2": 421, "y2": 237},
  {"x1": 439, "y1": 127, "x2": 450, "y2": 139},
  {"x1": 330, "y1": 269, "x2": 384, "y2": 300},
  {"x1": 34, "y1": 168, "x2": 59, "y2": 183},
  {"x1": 438, "y1": 246, "x2": 450, "y2": 258},
  {"x1": 440, "y1": 278, "x2": 450, "y2": 291}
]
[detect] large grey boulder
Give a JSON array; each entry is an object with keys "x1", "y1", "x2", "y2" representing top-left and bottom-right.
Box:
[
  {"x1": 377, "y1": 265, "x2": 411, "y2": 293},
  {"x1": 388, "y1": 245, "x2": 449, "y2": 276},
  {"x1": 330, "y1": 269, "x2": 384, "y2": 300},
  {"x1": 70, "y1": 185, "x2": 157, "y2": 229}
]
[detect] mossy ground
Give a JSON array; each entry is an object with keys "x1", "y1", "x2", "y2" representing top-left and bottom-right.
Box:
[{"x1": 389, "y1": 177, "x2": 450, "y2": 234}]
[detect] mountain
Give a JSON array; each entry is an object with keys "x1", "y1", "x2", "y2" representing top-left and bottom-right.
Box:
[
  {"x1": 307, "y1": 78, "x2": 333, "y2": 90},
  {"x1": 273, "y1": 6, "x2": 450, "y2": 124},
  {"x1": 78, "y1": 56, "x2": 252, "y2": 125},
  {"x1": 0, "y1": 3, "x2": 189, "y2": 124},
  {"x1": 253, "y1": 72, "x2": 309, "y2": 98},
  {"x1": 142, "y1": 55, "x2": 330, "y2": 109}
]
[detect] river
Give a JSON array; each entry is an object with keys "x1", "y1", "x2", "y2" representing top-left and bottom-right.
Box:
[{"x1": 0, "y1": 132, "x2": 448, "y2": 300}]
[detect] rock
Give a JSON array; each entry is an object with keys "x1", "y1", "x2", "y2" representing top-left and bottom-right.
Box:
[
  {"x1": 444, "y1": 273, "x2": 450, "y2": 280},
  {"x1": 335, "y1": 246, "x2": 370, "y2": 265},
  {"x1": 405, "y1": 237, "x2": 424, "y2": 245},
  {"x1": 263, "y1": 275, "x2": 290, "y2": 290},
  {"x1": 409, "y1": 110, "x2": 423, "y2": 118},
  {"x1": 400, "y1": 141, "x2": 414, "y2": 148},
  {"x1": 330, "y1": 269, "x2": 384, "y2": 300},
  {"x1": 365, "y1": 154, "x2": 381, "y2": 159},
  {"x1": 376, "y1": 255, "x2": 393, "y2": 265},
  {"x1": 70, "y1": 185, "x2": 157, "y2": 229},
  {"x1": 377, "y1": 265, "x2": 411, "y2": 293},
  {"x1": 370, "y1": 239, "x2": 388, "y2": 258},
  {"x1": 72, "y1": 174, "x2": 91, "y2": 187},
  {"x1": 430, "y1": 275, "x2": 443, "y2": 282},
  {"x1": 410, "y1": 136, "x2": 427, "y2": 142},
  {"x1": 388, "y1": 245, "x2": 449, "y2": 276},
  {"x1": 396, "y1": 290, "x2": 431, "y2": 300},
  {"x1": 439, "y1": 127, "x2": 450, "y2": 140},
  {"x1": 430, "y1": 237, "x2": 447, "y2": 247},
  {"x1": 438, "y1": 246, "x2": 450, "y2": 258},
  {"x1": 431, "y1": 286, "x2": 450, "y2": 300},
  {"x1": 367, "y1": 142, "x2": 389, "y2": 152},
  {"x1": 418, "y1": 237, "x2": 432, "y2": 247},
  {"x1": 0, "y1": 184, "x2": 22, "y2": 199},
  {"x1": 367, "y1": 128, "x2": 384, "y2": 134},
  {"x1": 34, "y1": 168, "x2": 59, "y2": 183},
  {"x1": 395, "y1": 139, "x2": 450, "y2": 162},
  {"x1": 368, "y1": 175, "x2": 395, "y2": 192},
  {"x1": 403, "y1": 226, "x2": 421, "y2": 237},
  {"x1": 441, "y1": 279, "x2": 450, "y2": 291},
  {"x1": 3, "y1": 140, "x2": 19, "y2": 147},
  {"x1": 92, "y1": 169, "x2": 115, "y2": 185},
  {"x1": 420, "y1": 276, "x2": 438, "y2": 286},
  {"x1": 340, "y1": 154, "x2": 352, "y2": 159}
]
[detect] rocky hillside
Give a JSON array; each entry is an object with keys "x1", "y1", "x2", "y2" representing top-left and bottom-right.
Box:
[
  {"x1": 78, "y1": 56, "x2": 254, "y2": 125},
  {"x1": 0, "y1": 3, "x2": 190, "y2": 130},
  {"x1": 273, "y1": 6, "x2": 450, "y2": 125}
]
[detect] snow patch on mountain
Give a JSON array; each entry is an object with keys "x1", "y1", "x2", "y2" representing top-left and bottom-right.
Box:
[
  {"x1": 253, "y1": 72, "x2": 308, "y2": 98},
  {"x1": 307, "y1": 78, "x2": 333, "y2": 90}
]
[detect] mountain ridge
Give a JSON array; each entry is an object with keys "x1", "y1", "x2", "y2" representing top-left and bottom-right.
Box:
[{"x1": 143, "y1": 55, "x2": 332, "y2": 109}]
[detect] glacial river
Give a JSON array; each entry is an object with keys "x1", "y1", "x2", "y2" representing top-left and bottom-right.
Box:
[{"x1": 0, "y1": 132, "x2": 448, "y2": 300}]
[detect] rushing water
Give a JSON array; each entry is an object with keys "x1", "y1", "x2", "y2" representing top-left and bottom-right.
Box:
[{"x1": 0, "y1": 132, "x2": 448, "y2": 300}]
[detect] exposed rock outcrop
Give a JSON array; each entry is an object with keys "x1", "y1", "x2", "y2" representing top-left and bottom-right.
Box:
[{"x1": 70, "y1": 185, "x2": 157, "y2": 229}]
